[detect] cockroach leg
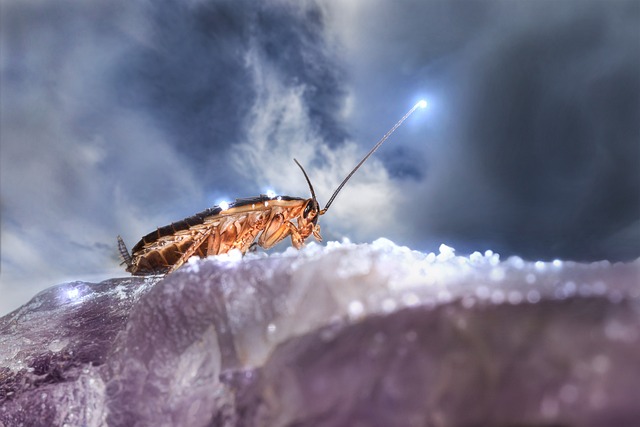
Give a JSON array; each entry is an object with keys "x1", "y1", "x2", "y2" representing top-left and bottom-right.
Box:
[{"x1": 168, "y1": 228, "x2": 214, "y2": 274}]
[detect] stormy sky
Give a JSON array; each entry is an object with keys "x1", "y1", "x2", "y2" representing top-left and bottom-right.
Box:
[{"x1": 1, "y1": 0, "x2": 638, "y2": 315}]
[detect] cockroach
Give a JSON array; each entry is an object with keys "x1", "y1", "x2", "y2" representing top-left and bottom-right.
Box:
[{"x1": 118, "y1": 101, "x2": 427, "y2": 275}]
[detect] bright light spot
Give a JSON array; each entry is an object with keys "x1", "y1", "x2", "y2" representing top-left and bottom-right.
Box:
[
  {"x1": 402, "y1": 292, "x2": 420, "y2": 307},
  {"x1": 219, "y1": 201, "x2": 230, "y2": 211},
  {"x1": 187, "y1": 256, "x2": 200, "y2": 273},
  {"x1": 469, "y1": 251, "x2": 483, "y2": 264},
  {"x1": 489, "y1": 253, "x2": 501, "y2": 266},
  {"x1": 266, "y1": 190, "x2": 276, "y2": 198},
  {"x1": 437, "y1": 244, "x2": 455, "y2": 261},
  {"x1": 348, "y1": 300, "x2": 365, "y2": 318},
  {"x1": 66, "y1": 288, "x2": 79, "y2": 299},
  {"x1": 48, "y1": 339, "x2": 67, "y2": 352},
  {"x1": 489, "y1": 267, "x2": 505, "y2": 281},
  {"x1": 417, "y1": 100, "x2": 427, "y2": 109},
  {"x1": 509, "y1": 256, "x2": 525, "y2": 269}
]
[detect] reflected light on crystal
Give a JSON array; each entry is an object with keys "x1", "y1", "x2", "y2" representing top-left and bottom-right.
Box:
[
  {"x1": 348, "y1": 300, "x2": 365, "y2": 319},
  {"x1": 381, "y1": 298, "x2": 397, "y2": 313}
]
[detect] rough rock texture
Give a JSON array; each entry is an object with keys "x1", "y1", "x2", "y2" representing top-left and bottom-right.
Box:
[{"x1": 1, "y1": 240, "x2": 639, "y2": 427}]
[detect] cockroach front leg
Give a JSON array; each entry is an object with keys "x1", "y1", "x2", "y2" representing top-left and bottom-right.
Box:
[
  {"x1": 287, "y1": 222, "x2": 306, "y2": 249},
  {"x1": 259, "y1": 213, "x2": 302, "y2": 249},
  {"x1": 312, "y1": 224, "x2": 322, "y2": 242}
]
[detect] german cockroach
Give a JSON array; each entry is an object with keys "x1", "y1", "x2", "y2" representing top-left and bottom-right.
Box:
[{"x1": 118, "y1": 101, "x2": 427, "y2": 275}]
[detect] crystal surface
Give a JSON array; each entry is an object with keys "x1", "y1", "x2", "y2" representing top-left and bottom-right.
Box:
[{"x1": 1, "y1": 240, "x2": 639, "y2": 426}]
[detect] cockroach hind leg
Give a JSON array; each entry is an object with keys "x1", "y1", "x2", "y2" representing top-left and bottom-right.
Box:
[
  {"x1": 167, "y1": 227, "x2": 213, "y2": 274},
  {"x1": 117, "y1": 235, "x2": 133, "y2": 268}
]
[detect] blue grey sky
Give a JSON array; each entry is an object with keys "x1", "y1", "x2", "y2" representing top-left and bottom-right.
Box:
[{"x1": 1, "y1": 0, "x2": 638, "y2": 314}]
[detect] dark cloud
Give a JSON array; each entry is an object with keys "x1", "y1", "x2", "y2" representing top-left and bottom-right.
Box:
[
  {"x1": 419, "y1": 1, "x2": 640, "y2": 261},
  {"x1": 115, "y1": 0, "x2": 254, "y2": 194},
  {"x1": 254, "y1": 3, "x2": 348, "y2": 147},
  {"x1": 338, "y1": 0, "x2": 639, "y2": 261},
  {"x1": 114, "y1": 0, "x2": 346, "y2": 194}
]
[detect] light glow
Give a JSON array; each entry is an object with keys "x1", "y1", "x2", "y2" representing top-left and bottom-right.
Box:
[
  {"x1": 417, "y1": 100, "x2": 427, "y2": 109},
  {"x1": 266, "y1": 190, "x2": 276, "y2": 198},
  {"x1": 219, "y1": 201, "x2": 230, "y2": 211}
]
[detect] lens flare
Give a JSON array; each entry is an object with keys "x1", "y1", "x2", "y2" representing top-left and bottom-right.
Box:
[{"x1": 417, "y1": 100, "x2": 427, "y2": 109}]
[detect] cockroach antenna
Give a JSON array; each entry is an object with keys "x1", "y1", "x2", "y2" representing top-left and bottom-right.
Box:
[
  {"x1": 319, "y1": 100, "x2": 427, "y2": 215},
  {"x1": 293, "y1": 158, "x2": 318, "y2": 204}
]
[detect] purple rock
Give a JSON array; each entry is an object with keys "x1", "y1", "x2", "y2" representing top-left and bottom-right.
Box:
[
  {"x1": 1, "y1": 241, "x2": 639, "y2": 426},
  {"x1": 0, "y1": 277, "x2": 156, "y2": 426}
]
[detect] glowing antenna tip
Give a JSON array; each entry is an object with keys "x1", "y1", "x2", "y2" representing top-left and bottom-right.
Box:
[{"x1": 417, "y1": 100, "x2": 427, "y2": 109}]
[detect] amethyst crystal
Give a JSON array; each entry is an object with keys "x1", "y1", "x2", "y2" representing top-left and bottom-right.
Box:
[{"x1": 1, "y1": 240, "x2": 639, "y2": 426}]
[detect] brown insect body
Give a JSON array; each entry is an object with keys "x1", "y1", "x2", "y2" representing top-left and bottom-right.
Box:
[
  {"x1": 119, "y1": 194, "x2": 320, "y2": 275},
  {"x1": 119, "y1": 101, "x2": 426, "y2": 275}
]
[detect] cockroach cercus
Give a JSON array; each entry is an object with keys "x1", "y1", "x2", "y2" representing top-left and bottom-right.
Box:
[{"x1": 118, "y1": 100, "x2": 427, "y2": 276}]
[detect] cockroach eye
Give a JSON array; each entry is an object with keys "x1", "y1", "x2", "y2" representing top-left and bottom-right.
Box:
[{"x1": 303, "y1": 201, "x2": 314, "y2": 219}]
